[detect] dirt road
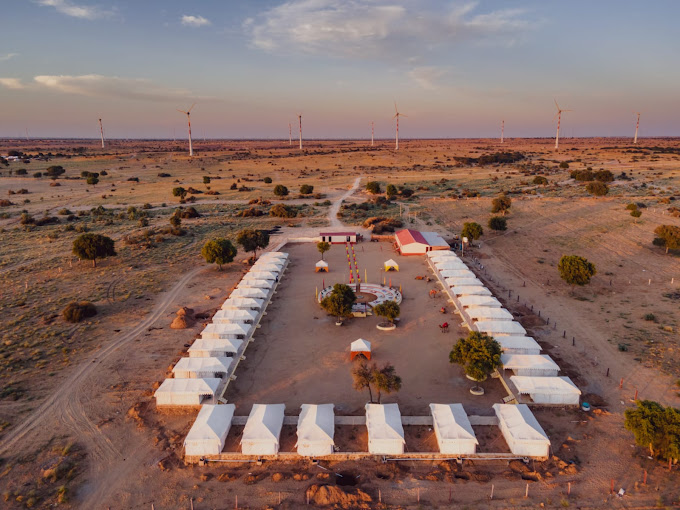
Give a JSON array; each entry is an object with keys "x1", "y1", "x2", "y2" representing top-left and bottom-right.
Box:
[{"x1": 329, "y1": 176, "x2": 362, "y2": 227}]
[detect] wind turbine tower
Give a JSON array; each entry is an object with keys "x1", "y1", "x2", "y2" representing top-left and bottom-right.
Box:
[
  {"x1": 98, "y1": 119, "x2": 104, "y2": 148},
  {"x1": 501, "y1": 119, "x2": 504, "y2": 144},
  {"x1": 289, "y1": 122, "x2": 292, "y2": 145},
  {"x1": 177, "y1": 104, "x2": 196, "y2": 156},
  {"x1": 298, "y1": 114, "x2": 302, "y2": 150},
  {"x1": 633, "y1": 112, "x2": 641, "y2": 144},
  {"x1": 393, "y1": 102, "x2": 406, "y2": 150},
  {"x1": 554, "y1": 100, "x2": 572, "y2": 150}
]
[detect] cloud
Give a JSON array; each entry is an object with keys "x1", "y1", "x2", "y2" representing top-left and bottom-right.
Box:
[
  {"x1": 35, "y1": 0, "x2": 112, "y2": 20},
  {"x1": 181, "y1": 15, "x2": 211, "y2": 27},
  {"x1": 0, "y1": 78, "x2": 25, "y2": 90},
  {"x1": 0, "y1": 53, "x2": 19, "y2": 62},
  {"x1": 408, "y1": 66, "x2": 451, "y2": 90}
]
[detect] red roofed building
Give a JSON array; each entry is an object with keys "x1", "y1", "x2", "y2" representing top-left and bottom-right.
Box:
[{"x1": 395, "y1": 229, "x2": 450, "y2": 255}]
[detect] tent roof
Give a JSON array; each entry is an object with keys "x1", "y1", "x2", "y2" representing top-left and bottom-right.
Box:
[
  {"x1": 252, "y1": 260, "x2": 284, "y2": 269},
  {"x1": 242, "y1": 271, "x2": 278, "y2": 281},
  {"x1": 189, "y1": 337, "x2": 243, "y2": 353},
  {"x1": 493, "y1": 404, "x2": 550, "y2": 443},
  {"x1": 259, "y1": 252, "x2": 288, "y2": 259},
  {"x1": 501, "y1": 354, "x2": 559, "y2": 371},
  {"x1": 445, "y1": 277, "x2": 483, "y2": 287},
  {"x1": 496, "y1": 336, "x2": 541, "y2": 351},
  {"x1": 173, "y1": 356, "x2": 232, "y2": 374},
  {"x1": 435, "y1": 260, "x2": 467, "y2": 270},
  {"x1": 365, "y1": 404, "x2": 405, "y2": 442},
  {"x1": 351, "y1": 338, "x2": 371, "y2": 352},
  {"x1": 476, "y1": 320, "x2": 526, "y2": 335},
  {"x1": 466, "y1": 307, "x2": 514, "y2": 321},
  {"x1": 430, "y1": 404, "x2": 478, "y2": 444},
  {"x1": 202, "y1": 322, "x2": 251, "y2": 337},
  {"x1": 221, "y1": 297, "x2": 264, "y2": 310},
  {"x1": 440, "y1": 269, "x2": 476, "y2": 279},
  {"x1": 237, "y1": 279, "x2": 274, "y2": 289},
  {"x1": 185, "y1": 404, "x2": 235, "y2": 443},
  {"x1": 242, "y1": 404, "x2": 286, "y2": 443},
  {"x1": 231, "y1": 287, "x2": 269, "y2": 299},
  {"x1": 511, "y1": 376, "x2": 581, "y2": 395},
  {"x1": 421, "y1": 232, "x2": 450, "y2": 248},
  {"x1": 451, "y1": 286, "x2": 492, "y2": 296},
  {"x1": 458, "y1": 295, "x2": 502, "y2": 308},
  {"x1": 213, "y1": 308, "x2": 259, "y2": 321},
  {"x1": 384, "y1": 259, "x2": 399, "y2": 267},
  {"x1": 315, "y1": 260, "x2": 329, "y2": 267},
  {"x1": 427, "y1": 250, "x2": 458, "y2": 260},
  {"x1": 296, "y1": 404, "x2": 335, "y2": 445},
  {"x1": 155, "y1": 378, "x2": 220, "y2": 395}
]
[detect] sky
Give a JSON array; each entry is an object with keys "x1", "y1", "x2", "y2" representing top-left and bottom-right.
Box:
[{"x1": 1, "y1": 0, "x2": 679, "y2": 139}]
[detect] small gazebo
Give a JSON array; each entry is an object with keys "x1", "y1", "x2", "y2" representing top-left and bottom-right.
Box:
[
  {"x1": 384, "y1": 259, "x2": 399, "y2": 272},
  {"x1": 350, "y1": 338, "x2": 372, "y2": 360},
  {"x1": 315, "y1": 260, "x2": 329, "y2": 273}
]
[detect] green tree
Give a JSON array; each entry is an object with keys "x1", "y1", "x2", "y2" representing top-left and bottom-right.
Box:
[
  {"x1": 172, "y1": 187, "x2": 187, "y2": 201},
  {"x1": 236, "y1": 228, "x2": 270, "y2": 259},
  {"x1": 461, "y1": 222, "x2": 483, "y2": 241},
  {"x1": 299, "y1": 184, "x2": 314, "y2": 195},
  {"x1": 558, "y1": 255, "x2": 597, "y2": 286},
  {"x1": 594, "y1": 169, "x2": 614, "y2": 182},
  {"x1": 317, "y1": 241, "x2": 331, "y2": 260},
  {"x1": 386, "y1": 184, "x2": 397, "y2": 198},
  {"x1": 373, "y1": 363, "x2": 402, "y2": 403},
  {"x1": 373, "y1": 300, "x2": 400, "y2": 324},
  {"x1": 72, "y1": 233, "x2": 116, "y2": 267},
  {"x1": 449, "y1": 331, "x2": 502, "y2": 382},
  {"x1": 586, "y1": 181, "x2": 609, "y2": 196},
  {"x1": 263, "y1": 176, "x2": 272, "y2": 184},
  {"x1": 491, "y1": 193, "x2": 512, "y2": 215},
  {"x1": 86, "y1": 175, "x2": 99, "y2": 187},
  {"x1": 654, "y1": 225, "x2": 680, "y2": 254},
  {"x1": 488, "y1": 216, "x2": 507, "y2": 231},
  {"x1": 624, "y1": 400, "x2": 680, "y2": 461},
  {"x1": 320, "y1": 283, "x2": 356, "y2": 321},
  {"x1": 533, "y1": 176, "x2": 548, "y2": 185},
  {"x1": 273, "y1": 184, "x2": 289, "y2": 197},
  {"x1": 365, "y1": 181, "x2": 381, "y2": 194},
  {"x1": 201, "y1": 238, "x2": 237, "y2": 270},
  {"x1": 44, "y1": 165, "x2": 65, "y2": 179}
]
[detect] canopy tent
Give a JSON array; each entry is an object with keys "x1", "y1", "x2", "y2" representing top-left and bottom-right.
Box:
[
  {"x1": 435, "y1": 260, "x2": 468, "y2": 270},
  {"x1": 241, "y1": 404, "x2": 286, "y2": 455},
  {"x1": 451, "y1": 286, "x2": 492, "y2": 297},
  {"x1": 466, "y1": 306, "x2": 514, "y2": 321},
  {"x1": 237, "y1": 279, "x2": 274, "y2": 290},
  {"x1": 475, "y1": 320, "x2": 526, "y2": 336},
  {"x1": 230, "y1": 287, "x2": 270, "y2": 300},
  {"x1": 427, "y1": 251, "x2": 459, "y2": 261},
  {"x1": 201, "y1": 322, "x2": 252, "y2": 339},
  {"x1": 429, "y1": 403, "x2": 478, "y2": 455},
  {"x1": 173, "y1": 356, "x2": 232, "y2": 379},
  {"x1": 184, "y1": 404, "x2": 235, "y2": 456},
  {"x1": 242, "y1": 271, "x2": 278, "y2": 281},
  {"x1": 457, "y1": 295, "x2": 502, "y2": 308},
  {"x1": 154, "y1": 378, "x2": 220, "y2": 406},
  {"x1": 350, "y1": 338, "x2": 372, "y2": 360},
  {"x1": 296, "y1": 404, "x2": 335, "y2": 456},
  {"x1": 315, "y1": 260, "x2": 329, "y2": 272},
  {"x1": 501, "y1": 354, "x2": 560, "y2": 377},
  {"x1": 511, "y1": 376, "x2": 581, "y2": 405},
  {"x1": 384, "y1": 259, "x2": 399, "y2": 271},
  {"x1": 188, "y1": 337, "x2": 243, "y2": 358},
  {"x1": 440, "y1": 269, "x2": 476, "y2": 279},
  {"x1": 221, "y1": 297, "x2": 264, "y2": 311},
  {"x1": 365, "y1": 403, "x2": 405, "y2": 454},
  {"x1": 445, "y1": 277, "x2": 483, "y2": 288},
  {"x1": 493, "y1": 404, "x2": 550, "y2": 458},
  {"x1": 496, "y1": 336, "x2": 541, "y2": 355},
  {"x1": 212, "y1": 308, "x2": 259, "y2": 324}
]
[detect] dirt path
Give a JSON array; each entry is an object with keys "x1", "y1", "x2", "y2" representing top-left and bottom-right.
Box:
[{"x1": 329, "y1": 176, "x2": 362, "y2": 227}]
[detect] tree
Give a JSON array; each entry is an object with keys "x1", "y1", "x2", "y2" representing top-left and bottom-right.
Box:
[
  {"x1": 299, "y1": 184, "x2": 314, "y2": 195},
  {"x1": 365, "y1": 181, "x2": 381, "y2": 194},
  {"x1": 631, "y1": 209, "x2": 642, "y2": 221},
  {"x1": 203, "y1": 176, "x2": 211, "y2": 185},
  {"x1": 461, "y1": 222, "x2": 483, "y2": 241},
  {"x1": 86, "y1": 175, "x2": 99, "y2": 187},
  {"x1": 62, "y1": 301, "x2": 97, "y2": 323},
  {"x1": 488, "y1": 216, "x2": 507, "y2": 231},
  {"x1": 373, "y1": 300, "x2": 400, "y2": 324},
  {"x1": 273, "y1": 184, "x2": 289, "y2": 197},
  {"x1": 533, "y1": 176, "x2": 548, "y2": 185},
  {"x1": 558, "y1": 255, "x2": 596, "y2": 286},
  {"x1": 169, "y1": 214, "x2": 181, "y2": 228},
  {"x1": 172, "y1": 187, "x2": 187, "y2": 201},
  {"x1": 449, "y1": 331, "x2": 502, "y2": 382},
  {"x1": 352, "y1": 360, "x2": 376, "y2": 403},
  {"x1": 236, "y1": 228, "x2": 270, "y2": 259},
  {"x1": 201, "y1": 238, "x2": 237, "y2": 270},
  {"x1": 624, "y1": 400, "x2": 680, "y2": 462},
  {"x1": 559, "y1": 162, "x2": 569, "y2": 169},
  {"x1": 72, "y1": 233, "x2": 116, "y2": 267},
  {"x1": 44, "y1": 165, "x2": 65, "y2": 179},
  {"x1": 654, "y1": 225, "x2": 680, "y2": 254},
  {"x1": 386, "y1": 184, "x2": 397, "y2": 198},
  {"x1": 594, "y1": 169, "x2": 614, "y2": 182},
  {"x1": 269, "y1": 204, "x2": 296, "y2": 218},
  {"x1": 373, "y1": 363, "x2": 402, "y2": 403},
  {"x1": 317, "y1": 241, "x2": 331, "y2": 260},
  {"x1": 586, "y1": 181, "x2": 609, "y2": 196},
  {"x1": 263, "y1": 176, "x2": 272, "y2": 184},
  {"x1": 491, "y1": 193, "x2": 511, "y2": 215},
  {"x1": 320, "y1": 283, "x2": 356, "y2": 321}
]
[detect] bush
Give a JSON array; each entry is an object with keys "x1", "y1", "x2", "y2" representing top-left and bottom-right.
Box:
[
  {"x1": 45, "y1": 165, "x2": 66, "y2": 179},
  {"x1": 263, "y1": 177, "x2": 272, "y2": 184},
  {"x1": 365, "y1": 181, "x2": 381, "y2": 194},
  {"x1": 626, "y1": 203, "x2": 638, "y2": 211},
  {"x1": 654, "y1": 225, "x2": 680, "y2": 253},
  {"x1": 33, "y1": 172, "x2": 42, "y2": 178},
  {"x1": 488, "y1": 216, "x2": 507, "y2": 231},
  {"x1": 570, "y1": 169, "x2": 594, "y2": 181},
  {"x1": 176, "y1": 206, "x2": 200, "y2": 218},
  {"x1": 127, "y1": 177, "x2": 139, "y2": 182},
  {"x1": 449, "y1": 331, "x2": 502, "y2": 381},
  {"x1": 72, "y1": 233, "x2": 116, "y2": 267},
  {"x1": 558, "y1": 255, "x2": 596, "y2": 286},
  {"x1": 491, "y1": 193, "x2": 511, "y2": 215},
  {"x1": 201, "y1": 238, "x2": 237, "y2": 270},
  {"x1": 273, "y1": 184, "x2": 289, "y2": 197},
  {"x1": 386, "y1": 184, "x2": 397, "y2": 197},
  {"x1": 62, "y1": 301, "x2": 97, "y2": 323},
  {"x1": 270, "y1": 204, "x2": 296, "y2": 218},
  {"x1": 624, "y1": 400, "x2": 680, "y2": 461},
  {"x1": 461, "y1": 222, "x2": 483, "y2": 240},
  {"x1": 533, "y1": 176, "x2": 548, "y2": 185},
  {"x1": 172, "y1": 187, "x2": 187, "y2": 201},
  {"x1": 586, "y1": 181, "x2": 609, "y2": 196},
  {"x1": 299, "y1": 184, "x2": 314, "y2": 195},
  {"x1": 594, "y1": 170, "x2": 614, "y2": 182},
  {"x1": 203, "y1": 176, "x2": 211, "y2": 185},
  {"x1": 559, "y1": 162, "x2": 569, "y2": 169},
  {"x1": 15, "y1": 168, "x2": 27, "y2": 175},
  {"x1": 630, "y1": 209, "x2": 642, "y2": 218}
]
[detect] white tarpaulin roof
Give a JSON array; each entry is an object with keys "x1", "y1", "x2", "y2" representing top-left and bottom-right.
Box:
[
  {"x1": 237, "y1": 279, "x2": 274, "y2": 289},
  {"x1": 155, "y1": 378, "x2": 220, "y2": 397},
  {"x1": 296, "y1": 404, "x2": 335, "y2": 455},
  {"x1": 451, "y1": 286, "x2": 492, "y2": 296},
  {"x1": 188, "y1": 337, "x2": 242, "y2": 355},
  {"x1": 440, "y1": 269, "x2": 476, "y2": 279},
  {"x1": 241, "y1": 404, "x2": 285, "y2": 453},
  {"x1": 315, "y1": 260, "x2": 329, "y2": 268},
  {"x1": 446, "y1": 277, "x2": 483, "y2": 287},
  {"x1": 458, "y1": 295, "x2": 502, "y2": 308},
  {"x1": 212, "y1": 308, "x2": 259, "y2": 323},
  {"x1": 493, "y1": 404, "x2": 550, "y2": 456},
  {"x1": 201, "y1": 322, "x2": 251, "y2": 338},
  {"x1": 476, "y1": 320, "x2": 526, "y2": 335},
  {"x1": 252, "y1": 260, "x2": 284, "y2": 270},
  {"x1": 501, "y1": 354, "x2": 559, "y2": 372},
  {"x1": 511, "y1": 376, "x2": 580, "y2": 395},
  {"x1": 435, "y1": 260, "x2": 468, "y2": 270},
  {"x1": 384, "y1": 259, "x2": 399, "y2": 268},
  {"x1": 466, "y1": 307, "x2": 514, "y2": 321},
  {"x1": 221, "y1": 297, "x2": 264, "y2": 310},
  {"x1": 242, "y1": 271, "x2": 278, "y2": 281},
  {"x1": 497, "y1": 336, "x2": 541, "y2": 354},
  {"x1": 184, "y1": 404, "x2": 235, "y2": 456},
  {"x1": 230, "y1": 287, "x2": 269, "y2": 299},
  {"x1": 351, "y1": 339, "x2": 371, "y2": 352},
  {"x1": 421, "y1": 232, "x2": 450, "y2": 248},
  {"x1": 173, "y1": 356, "x2": 232, "y2": 376},
  {"x1": 259, "y1": 252, "x2": 288, "y2": 260},
  {"x1": 365, "y1": 404, "x2": 405, "y2": 446},
  {"x1": 427, "y1": 251, "x2": 458, "y2": 260},
  {"x1": 430, "y1": 404, "x2": 478, "y2": 453}
]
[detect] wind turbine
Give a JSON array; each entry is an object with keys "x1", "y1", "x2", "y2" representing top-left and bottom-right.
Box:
[
  {"x1": 553, "y1": 99, "x2": 572, "y2": 150},
  {"x1": 298, "y1": 114, "x2": 302, "y2": 150},
  {"x1": 98, "y1": 118, "x2": 105, "y2": 149},
  {"x1": 501, "y1": 119, "x2": 504, "y2": 144},
  {"x1": 371, "y1": 121, "x2": 374, "y2": 147},
  {"x1": 633, "y1": 112, "x2": 641, "y2": 144},
  {"x1": 177, "y1": 103, "x2": 196, "y2": 156},
  {"x1": 393, "y1": 102, "x2": 406, "y2": 150},
  {"x1": 288, "y1": 122, "x2": 292, "y2": 145}
]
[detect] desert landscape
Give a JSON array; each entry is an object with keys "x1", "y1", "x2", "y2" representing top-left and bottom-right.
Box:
[{"x1": 0, "y1": 137, "x2": 679, "y2": 508}]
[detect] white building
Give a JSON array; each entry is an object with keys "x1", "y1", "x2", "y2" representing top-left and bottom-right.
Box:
[
  {"x1": 154, "y1": 378, "x2": 220, "y2": 406},
  {"x1": 493, "y1": 404, "x2": 550, "y2": 458},
  {"x1": 296, "y1": 404, "x2": 335, "y2": 456},
  {"x1": 188, "y1": 337, "x2": 242, "y2": 358},
  {"x1": 496, "y1": 336, "x2": 541, "y2": 355},
  {"x1": 475, "y1": 320, "x2": 527, "y2": 336},
  {"x1": 184, "y1": 404, "x2": 235, "y2": 456},
  {"x1": 501, "y1": 354, "x2": 560, "y2": 377},
  {"x1": 172, "y1": 356, "x2": 232, "y2": 379},
  {"x1": 241, "y1": 404, "x2": 286, "y2": 455},
  {"x1": 429, "y1": 404, "x2": 478, "y2": 455},
  {"x1": 396, "y1": 229, "x2": 449, "y2": 255},
  {"x1": 365, "y1": 403, "x2": 405, "y2": 454},
  {"x1": 511, "y1": 376, "x2": 581, "y2": 405}
]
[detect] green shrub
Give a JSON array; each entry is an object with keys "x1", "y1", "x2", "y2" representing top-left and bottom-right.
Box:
[
  {"x1": 273, "y1": 184, "x2": 289, "y2": 197},
  {"x1": 586, "y1": 181, "x2": 609, "y2": 196},
  {"x1": 62, "y1": 301, "x2": 97, "y2": 323},
  {"x1": 532, "y1": 176, "x2": 548, "y2": 185},
  {"x1": 558, "y1": 255, "x2": 596, "y2": 285},
  {"x1": 365, "y1": 181, "x2": 381, "y2": 194},
  {"x1": 488, "y1": 216, "x2": 507, "y2": 231},
  {"x1": 461, "y1": 222, "x2": 483, "y2": 240},
  {"x1": 299, "y1": 184, "x2": 314, "y2": 195},
  {"x1": 263, "y1": 177, "x2": 272, "y2": 184}
]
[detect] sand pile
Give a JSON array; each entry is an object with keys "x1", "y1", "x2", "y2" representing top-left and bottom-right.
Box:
[
  {"x1": 305, "y1": 484, "x2": 372, "y2": 509},
  {"x1": 171, "y1": 307, "x2": 195, "y2": 329}
]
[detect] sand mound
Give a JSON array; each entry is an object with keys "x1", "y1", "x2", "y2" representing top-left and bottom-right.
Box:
[
  {"x1": 305, "y1": 484, "x2": 372, "y2": 509},
  {"x1": 170, "y1": 316, "x2": 190, "y2": 329},
  {"x1": 177, "y1": 306, "x2": 194, "y2": 317}
]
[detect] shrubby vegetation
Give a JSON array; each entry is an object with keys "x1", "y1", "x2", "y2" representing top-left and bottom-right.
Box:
[
  {"x1": 558, "y1": 255, "x2": 596, "y2": 286},
  {"x1": 461, "y1": 222, "x2": 483, "y2": 240},
  {"x1": 449, "y1": 331, "x2": 502, "y2": 381},
  {"x1": 488, "y1": 216, "x2": 507, "y2": 231},
  {"x1": 62, "y1": 301, "x2": 97, "y2": 323},
  {"x1": 201, "y1": 238, "x2": 237, "y2": 270},
  {"x1": 624, "y1": 400, "x2": 680, "y2": 461},
  {"x1": 320, "y1": 283, "x2": 356, "y2": 321},
  {"x1": 72, "y1": 233, "x2": 116, "y2": 267}
]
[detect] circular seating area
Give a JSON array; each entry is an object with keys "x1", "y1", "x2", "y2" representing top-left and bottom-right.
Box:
[{"x1": 318, "y1": 283, "x2": 402, "y2": 311}]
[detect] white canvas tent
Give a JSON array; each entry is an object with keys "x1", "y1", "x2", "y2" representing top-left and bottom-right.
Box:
[
  {"x1": 201, "y1": 322, "x2": 252, "y2": 339},
  {"x1": 241, "y1": 404, "x2": 286, "y2": 455},
  {"x1": 466, "y1": 307, "x2": 514, "y2": 321},
  {"x1": 173, "y1": 356, "x2": 232, "y2": 379},
  {"x1": 501, "y1": 354, "x2": 560, "y2": 377},
  {"x1": 365, "y1": 404, "x2": 405, "y2": 454},
  {"x1": 457, "y1": 295, "x2": 502, "y2": 308},
  {"x1": 427, "y1": 251, "x2": 458, "y2": 261},
  {"x1": 242, "y1": 271, "x2": 278, "y2": 281},
  {"x1": 188, "y1": 337, "x2": 243, "y2": 358},
  {"x1": 230, "y1": 287, "x2": 270, "y2": 300},
  {"x1": 296, "y1": 404, "x2": 335, "y2": 456},
  {"x1": 350, "y1": 338, "x2": 371, "y2": 360},
  {"x1": 435, "y1": 260, "x2": 467, "y2": 270},
  {"x1": 252, "y1": 260, "x2": 284, "y2": 270},
  {"x1": 445, "y1": 277, "x2": 483, "y2": 287},
  {"x1": 429, "y1": 404, "x2": 478, "y2": 455},
  {"x1": 154, "y1": 378, "x2": 220, "y2": 406},
  {"x1": 511, "y1": 376, "x2": 581, "y2": 405},
  {"x1": 384, "y1": 259, "x2": 399, "y2": 271},
  {"x1": 496, "y1": 336, "x2": 541, "y2": 355},
  {"x1": 451, "y1": 286, "x2": 492, "y2": 297},
  {"x1": 315, "y1": 260, "x2": 329, "y2": 272},
  {"x1": 237, "y1": 279, "x2": 274, "y2": 290},
  {"x1": 493, "y1": 404, "x2": 550, "y2": 457},
  {"x1": 212, "y1": 308, "x2": 259, "y2": 324},
  {"x1": 475, "y1": 320, "x2": 526, "y2": 336},
  {"x1": 440, "y1": 269, "x2": 476, "y2": 279},
  {"x1": 184, "y1": 404, "x2": 236, "y2": 456},
  {"x1": 259, "y1": 252, "x2": 288, "y2": 260},
  {"x1": 221, "y1": 297, "x2": 264, "y2": 311}
]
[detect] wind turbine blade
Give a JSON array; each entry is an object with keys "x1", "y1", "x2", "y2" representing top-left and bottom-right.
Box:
[
  {"x1": 188, "y1": 103, "x2": 196, "y2": 113},
  {"x1": 394, "y1": 101, "x2": 398, "y2": 114},
  {"x1": 177, "y1": 109, "x2": 186, "y2": 114},
  {"x1": 554, "y1": 99, "x2": 560, "y2": 111},
  {"x1": 400, "y1": 113, "x2": 408, "y2": 118}
]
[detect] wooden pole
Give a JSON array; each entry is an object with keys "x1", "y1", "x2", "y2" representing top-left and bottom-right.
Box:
[
  {"x1": 525, "y1": 483, "x2": 529, "y2": 498},
  {"x1": 449, "y1": 487, "x2": 452, "y2": 502},
  {"x1": 619, "y1": 378, "x2": 624, "y2": 389},
  {"x1": 490, "y1": 484, "x2": 495, "y2": 499},
  {"x1": 610, "y1": 479, "x2": 614, "y2": 495},
  {"x1": 235, "y1": 494, "x2": 238, "y2": 509},
  {"x1": 567, "y1": 482, "x2": 571, "y2": 496},
  {"x1": 417, "y1": 487, "x2": 420, "y2": 502},
  {"x1": 190, "y1": 498, "x2": 194, "y2": 510},
  {"x1": 643, "y1": 470, "x2": 647, "y2": 485},
  {"x1": 379, "y1": 489, "x2": 381, "y2": 503}
]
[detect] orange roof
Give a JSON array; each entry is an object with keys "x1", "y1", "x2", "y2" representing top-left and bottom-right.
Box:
[{"x1": 395, "y1": 229, "x2": 428, "y2": 246}]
